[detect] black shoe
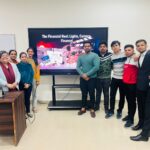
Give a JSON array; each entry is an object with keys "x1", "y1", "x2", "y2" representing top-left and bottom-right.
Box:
[
  {"x1": 124, "y1": 120, "x2": 133, "y2": 128},
  {"x1": 94, "y1": 106, "x2": 100, "y2": 111},
  {"x1": 130, "y1": 134, "x2": 148, "y2": 142},
  {"x1": 116, "y1": 111, "x2": 122, "y2": 119},
  {"x1": 105, "y1": 109, "x2": 109, "y2": 114},
  {"x1": 122, "y1": 115, "x2": 129, "y2": 122},
  {"x1": 105, "y1": 112, "x2": 114, "y2": 119},
  {"x1": 132, "y1": 124, "x2": 143, "y2": 131}
]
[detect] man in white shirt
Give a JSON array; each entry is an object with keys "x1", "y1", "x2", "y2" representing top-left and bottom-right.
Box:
[{"x1": 139, "y1": 50, "x2": 147, "y2": 67}]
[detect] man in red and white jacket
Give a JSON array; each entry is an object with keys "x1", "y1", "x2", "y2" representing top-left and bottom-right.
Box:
[{"x1": 122, "y1": 44, "x2": 138, "y2": 127}]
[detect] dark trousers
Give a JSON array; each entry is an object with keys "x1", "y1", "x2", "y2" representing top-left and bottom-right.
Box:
[
  {"x1": 136, "y1": 89, "x2": 148, "y2": 126},
  {"x1": 124, "y1": 83, "x2": 136, "y2": 122},
  {"x1": 19, "y1": 83, "x2": 32, "y2": 113},
  {"x1": 95, "y1": 78, "x2": 111, "y2": 111},
  {"x1": 110, "y1": 78, "x2": 125, "y2": 113},
  {"x1": 80, "y1": 77, "x2": 96, "y2": 109},
  {"x1": 141, "y1": 88, "x2": 150, "y2": 137}
]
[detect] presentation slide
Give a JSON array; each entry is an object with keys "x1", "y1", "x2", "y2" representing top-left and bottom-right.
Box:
[{"x1": 28, "y1": 28, "x2": 108, "y2": 75}]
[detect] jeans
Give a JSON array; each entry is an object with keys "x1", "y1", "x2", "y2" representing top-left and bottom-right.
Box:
[
  {"x1": 80, "y1": 77, "x2": 96, "y2": 109},
  {"x1": 95, "y1": 78, "x2": 111, "y2": 111},
  {"x1": 124, "y1": 83, "x2": 136, "y2": 122},
  {"x1": 32, "y1": 79, "x2": 38, "y2": 108},
  {"x1": 19, "y1": 83, "x2": 32, "y2": 113},
  {"x1": 109, "y1": 78, "x2": 125, "y2": 113}
]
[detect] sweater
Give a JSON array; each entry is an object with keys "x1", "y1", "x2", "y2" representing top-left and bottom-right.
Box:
[
  {"x1": 111, "y1": 52, "x2": 127, "y2": 79},
  {"x1": 76, "y1": 52, "x2": 100, "y2": 78},
  {"x1": 17, "y1": 62, "x2": 34, "y2": 85},
  {"x1": 97, "y1": 52, "x2": 112, "y2": 79},
  {"x1": 27, "y1": 58, "x2": 40, "y2": 82}
]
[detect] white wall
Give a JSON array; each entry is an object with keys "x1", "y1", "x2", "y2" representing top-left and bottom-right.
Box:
[{"x1": 0, "y1": 0, "x2": 150, "y2": 102}]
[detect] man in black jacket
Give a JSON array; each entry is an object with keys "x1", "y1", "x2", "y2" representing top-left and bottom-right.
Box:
[{"x1": 130, "y1": 39, "x2": 150, "y2": 141}]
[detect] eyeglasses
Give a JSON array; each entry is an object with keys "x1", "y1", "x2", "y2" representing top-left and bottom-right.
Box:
[{"x1": 1, "y1": 54, "x2": 9, "y2": 58}]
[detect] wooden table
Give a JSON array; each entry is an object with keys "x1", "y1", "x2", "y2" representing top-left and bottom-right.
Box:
[{"x1": 0, "y1": 91, "x2": 26, "y2": 145}]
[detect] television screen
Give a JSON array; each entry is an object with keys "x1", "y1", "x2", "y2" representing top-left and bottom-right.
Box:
[{"x1": 28, "y1": 28, "x2": 108, "y2": 75}]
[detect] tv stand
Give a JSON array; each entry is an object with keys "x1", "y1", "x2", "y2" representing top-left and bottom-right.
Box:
[{"x1": 48, "y1": 75, "x2": 82, "y2": 110}]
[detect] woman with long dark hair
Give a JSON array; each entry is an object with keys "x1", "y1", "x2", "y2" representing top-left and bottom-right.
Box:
[
  {"x1": 27, "y1": 48, "x2": 40, "y2": 113},
  {"x1": 9, "y1": 49, "x2": 18, "y2": 64}
]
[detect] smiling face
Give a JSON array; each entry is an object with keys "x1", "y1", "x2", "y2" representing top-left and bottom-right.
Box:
[
  {"x1": 27, "y1": 48, "x2": 34, "y2": 58},
  {"x1": 136, "y1": 41, "x2": 147, "y2": 53},
  {"x1": 0, "y1": 52, "x2": 9, "y2": 64},
  {"x1": 9, "y1": 50, "x2": 17, "y2": 60},
  {"x1": 20, "y1": 53, "x2": 27, "y2": 62}
]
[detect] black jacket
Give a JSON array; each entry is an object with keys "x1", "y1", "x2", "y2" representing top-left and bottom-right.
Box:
[{"x1": 137, "y1": 50, "x2": 150, "y2": 91}]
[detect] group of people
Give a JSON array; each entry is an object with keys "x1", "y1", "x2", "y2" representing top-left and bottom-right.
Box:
[
  {"x1": 76, "y1": 39, "x2": 150, "y2": 142},
  {"x1": 0, "y1": 48, "x2": 40, "y2": 118},
  {"x1": 0, "y1": 39, "x2": 150, "y2": 142}
]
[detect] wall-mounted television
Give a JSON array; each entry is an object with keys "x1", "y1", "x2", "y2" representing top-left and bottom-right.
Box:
[{"x1": 28, "y1": 28, "x2": 108, "y2": 75}]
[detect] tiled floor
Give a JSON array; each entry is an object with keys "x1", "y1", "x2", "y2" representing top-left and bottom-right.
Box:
[{"x1": 0, "y1": 103, "x2": 150, "y2": 150}]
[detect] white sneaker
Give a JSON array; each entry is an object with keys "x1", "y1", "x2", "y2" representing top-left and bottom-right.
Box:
[
  {"x1": 32, "y1": 107, "x2": 38, "y2": 113},
  {"x1": 27, "y1": 113, "x2": 33, "y2": 118}
]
